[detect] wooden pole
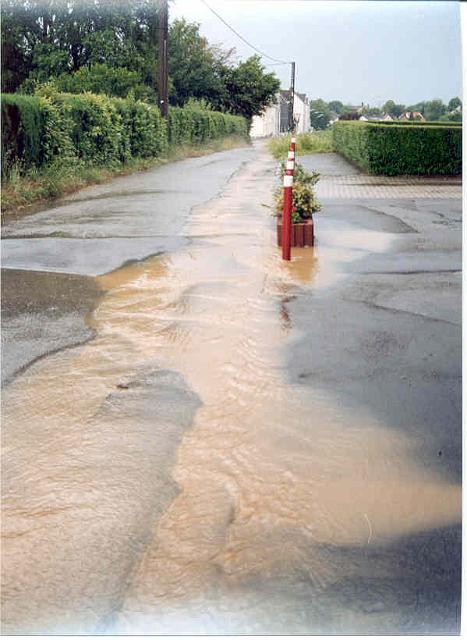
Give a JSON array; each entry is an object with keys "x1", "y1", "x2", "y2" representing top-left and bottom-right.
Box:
[
  {"x1": 158, "y1": 0, "x2": 169, "y2": 117},
  {"x1": 288, "y1": 61, "x2": 295, "y2": 132}
]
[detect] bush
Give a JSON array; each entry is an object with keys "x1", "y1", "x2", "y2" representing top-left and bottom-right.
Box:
[
  {"x1": 275, "y1": 162, "x2": 321, "y2": 222},
  {"x1": 2, "y1": 90, "x2": 247, "y2": 179},
  {"x1": 268, "y1": 130, "x2": 333, "y2": 159},
  {"x1": 53, "y1": 64, "x2": 155, "y2": 102},
  {"x1": 1, "y1": 94, "x2": 46, "y2": 177},
  {"x1": 332, "y1": 121, "x2": 370, "y2": 170},
  {"x1": 367, "y1": 120, "x2": 462, "y2": 127},
  {"x1": 280, "y1": 160, "x2": 320, "y2": 186},
  {"x1": 276, "y1": 181, "x2": 321, "y2": 222},
  {"x1": 168, "y1": 103, "x2": 247, "y2": 146},
  {"x1": 333, "y1": 121, "x2": 462, "y2": 175}
]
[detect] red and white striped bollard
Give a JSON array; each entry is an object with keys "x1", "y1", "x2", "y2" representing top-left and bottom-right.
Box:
[{"x1": 282, "y1": 150, "x2": 295, "y2": 261}]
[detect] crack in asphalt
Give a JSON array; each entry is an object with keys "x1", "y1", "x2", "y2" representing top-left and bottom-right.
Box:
[
  {"x1": 361, "y1": 269, "x2": 461, "y2": 276},
  {"x1": 360, "y1": 299, "x2": 460, "y2": 326}
]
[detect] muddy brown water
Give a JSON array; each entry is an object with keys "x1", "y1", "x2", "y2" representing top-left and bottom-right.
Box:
[{"x1": 1, "y1": 149, "x2": 461, "y2": 634}]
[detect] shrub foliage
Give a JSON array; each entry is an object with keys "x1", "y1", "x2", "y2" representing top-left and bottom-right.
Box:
[
  {"x1": 333, "y1": 121, "x2": 462, "y2": 175},
  {"x1": 268, "y1": 130, "x2": 333, "y2": 159},
  {"x1": 1, "y1": 90, "x2": 247, "y2": 178},
  {"x1": 276, "y1": 162, "x2": 321, "y2": 222},
  {"x1": 1, "y1": 94, "x2": 45, "y2": 176}
]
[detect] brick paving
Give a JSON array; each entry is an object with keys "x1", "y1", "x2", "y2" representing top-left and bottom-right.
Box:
[{"x1": 316, "y1": 174, "x2": 462, "y2": 199}]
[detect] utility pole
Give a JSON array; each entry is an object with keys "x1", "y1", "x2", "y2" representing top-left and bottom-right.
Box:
[
  {"x1": 157, "y1": 0, "x2": 169, "y2": 117},
  {"x1": 288, "y1": 61, "x2": 295, "y2": 132}
]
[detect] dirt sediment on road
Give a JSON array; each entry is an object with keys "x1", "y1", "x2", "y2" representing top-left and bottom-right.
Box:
[{"x1": 1, "y1": 144, "x2": 462, "y2": 634}]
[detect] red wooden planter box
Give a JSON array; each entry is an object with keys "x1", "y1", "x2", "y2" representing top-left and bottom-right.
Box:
[{"x1": 277, "y1": 216, "x2": 314, "y2": 248}]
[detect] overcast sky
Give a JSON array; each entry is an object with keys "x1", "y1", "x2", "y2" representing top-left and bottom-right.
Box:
[{"x1": 170, "y1": 0, "x2": 462, "y2": 107}]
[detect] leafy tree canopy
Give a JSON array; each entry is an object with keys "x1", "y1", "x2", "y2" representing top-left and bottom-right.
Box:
[
  {"x1": 448, "y1": 97, "x2": 462, "y2": 112},
  {"x1": 382, "y1": 100, "x2": 405, "y2": 117},
  {"x1": 2, "y1": 0, "x2": 160, "y2": 92},
  {"x1": 52, "y1": 63, "x2": 155, "y2": 100},
  {"x1": 422, "y1": 99, "x2": 447, "y2": 120},
  {"x1": 2, "y1": 2, "x2": 280, "y2": 121},
  {"x1": 327, "y1": 100, "x2": 344, "y2": 115},
  {"x1": 216, "y1": 55, "x2": 280, "y2": 121},
  {"x1": 309, "y1": 98, "x2": 331, "y2": 130},
  {"x1": 167, "y1": 19, "x2": 229, "y2": 107}
]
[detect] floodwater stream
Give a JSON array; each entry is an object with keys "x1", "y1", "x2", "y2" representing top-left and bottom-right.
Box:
[{"x1": 1, "y1": 148, "x2": 461, "y2": 634}]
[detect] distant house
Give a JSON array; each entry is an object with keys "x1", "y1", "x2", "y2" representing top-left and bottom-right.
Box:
[
  {"x1": 338, "y1": 111, "x2": 360, "y2": 121},
  {"x1": 365, "y1": 113, "x2": 394, "y2": 122},
  {"x1": 279, "y1": 90, "x2": 311, "y2": 134},
  {"x1": 250, "y1": 90, "x2": 311, "y2": 137},
  {"x1": 250, "y1": 103, "x2": 281, "y2": 138},
  {"x1": 398, "y1": 111, "x2": 426, "y2": 122},
  {"x1": 347, "y1": 103, "x2": 366, "y2": 114}
]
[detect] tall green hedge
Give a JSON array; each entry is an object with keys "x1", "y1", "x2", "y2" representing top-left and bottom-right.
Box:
[
  {"x1": 367, "y1": 120, "x2": 462, "y2": 127},
  {"x1": 1, "y1": 91, "x2": 247, "y2": 178},
  {"x1": 168, "y1": 106, "x2": 247, "y2": 146},
  {"x1": 333, "y1": 121, "x2": 462, "y2": 175},
  {"x1": 1, "y1": 94, "x2": 46, "y2": 177}
]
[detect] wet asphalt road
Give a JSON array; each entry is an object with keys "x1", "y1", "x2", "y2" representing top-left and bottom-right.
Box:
[
  {"x1": 291, "y1": 155, "x2": 461, "y2": 633},
  {"x1": 1, "y1": 145, "x2": 462, "y2": 634},
  {"x1": 1, "y1": 146, "x2": 255, "y2": 384}
]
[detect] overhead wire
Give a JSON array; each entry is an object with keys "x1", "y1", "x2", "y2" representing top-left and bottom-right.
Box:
[{"x1": 199, "y1": 0, "x2": 292, "y2": 65}]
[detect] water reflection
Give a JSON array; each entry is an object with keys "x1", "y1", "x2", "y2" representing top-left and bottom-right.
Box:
[{"x1": 282, "y1": 246, "x2": 319, "y2": 284}]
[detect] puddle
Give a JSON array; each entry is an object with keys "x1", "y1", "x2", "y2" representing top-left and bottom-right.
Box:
[{"x1": 1, "y1": 149, "x2": 461, "y2": 634}]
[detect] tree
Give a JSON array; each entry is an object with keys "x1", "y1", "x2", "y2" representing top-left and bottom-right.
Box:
[
  {"x1": 2, "y1": 1, "x2": 280, "y2": 121},
  {"x1": 2, "y1": 0, "x2": 160, "y2": 92},
  {"x1": 217, "y1": 55, "x2": 280, "y2": 121},
  {"x1": 309, "y1": 98, "x2": 331, "y2": 130},
  {"x1": 363, "y1": 106, "x2": 382, "y2": 117},
  {"x1": 167, "y1": 19, "x2": 229, "y2": 107},
  {"x1": 423, "y1": 99, "x2": 447, "y2": 121},
  {"x1": 382, "y1": 100, "x2": 405, "y2": 117},
  {"x1": 448, "y1": 97, "x2": 462, "y2": 112},
  {"x1": 439, "y1": 111, "x2": 462, "y2": 122},
  {"x1": 327, "y1": 100, "x2": 344, "y2": 115},
  {"x1": 53, "y1": 63, "x2": 154, "y2": 100}
]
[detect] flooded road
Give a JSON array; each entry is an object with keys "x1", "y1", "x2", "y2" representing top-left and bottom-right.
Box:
[{"x1": 1, "y1": 145, "x2": 461, "y2": 634}]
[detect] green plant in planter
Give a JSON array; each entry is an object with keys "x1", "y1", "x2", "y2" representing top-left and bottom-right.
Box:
[
  {"x1": 275, "y1": 160, "x2": 321, "y2": 222},
  {"x1": 276, "y1": 181, "x2": 321, "y2": 222},
  {"x1": 279, "y1": 161, "x2": 320, "y2": 186}
]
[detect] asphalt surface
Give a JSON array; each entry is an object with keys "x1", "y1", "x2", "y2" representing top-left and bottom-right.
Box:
[
  {"x1": 285, "y1": 154, "x2": 461, "y2": 633},
  {"x1": 297, "y1": 153, "x2": 462, "y2": 484},
  {"x1": 1, "y1": 145, "x2": 462, "y2": 634},
  {"x1": 1, "y1": 145, "x2": 255, "y2": 384}
]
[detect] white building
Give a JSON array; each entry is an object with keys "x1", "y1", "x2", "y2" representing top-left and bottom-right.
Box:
[
  {"x1": 280, "y1": 90, "x2": 310, "y2": 134},
  {"x1": 250, "y1": 89, "x2": 311, "y2": 138},
  {"x1": 250, "y1": 103, "x2": 281, "y2": 138}
]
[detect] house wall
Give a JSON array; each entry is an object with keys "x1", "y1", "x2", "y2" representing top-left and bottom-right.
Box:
[
  {"x1": 293, "y1": 96, "x2": 310, "y2": 133},
  {"x1": 250, "y1": 103, "x2": 281, "y2": 138},
  {"x1": 279, "y1": 91, "x2": 311, "y2": 133}
]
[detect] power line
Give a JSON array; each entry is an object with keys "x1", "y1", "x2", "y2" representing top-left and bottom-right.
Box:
[{"x1": 199, "y1": 0, "x2": 291, "y2": 65}]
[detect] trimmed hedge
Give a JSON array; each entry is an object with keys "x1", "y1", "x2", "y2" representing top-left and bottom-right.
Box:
[
  {"x1": 2, "y1": 94, "x2": 46, "y2": 176},
  {"x1": 168, "y1": 106, "x2": 247, "y2": 146},
  {"x1": 367, "y1": 120, "x2": 462, "y2": 127},
  {"x1": 333, "y1": 121, "x2": 462, "y2": 175},
  {"x1": 1, "y1": 91, "x2": 247, "y2": 178}
]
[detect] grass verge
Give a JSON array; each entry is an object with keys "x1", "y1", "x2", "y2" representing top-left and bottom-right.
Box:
[
  {"x1": 1, "y1": 135, "x2": 249, "y2": 217},
  {"x1": 268, "y1": 130, "x2": 334, "y2": 159}
]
